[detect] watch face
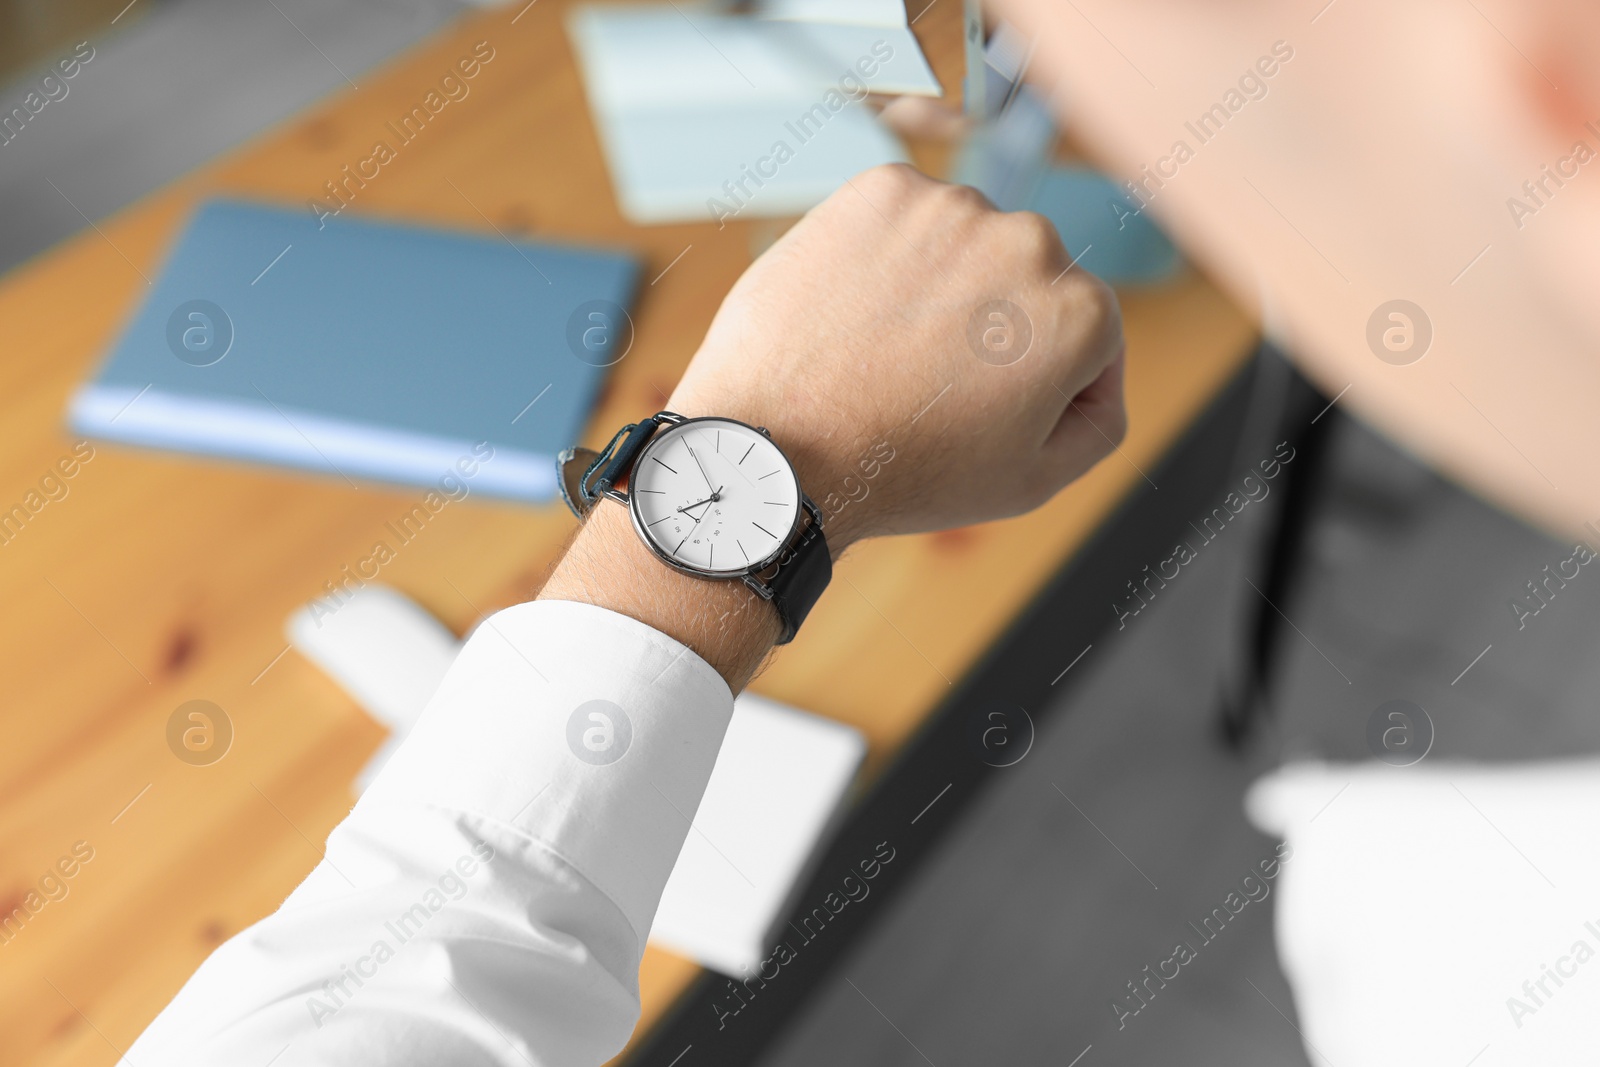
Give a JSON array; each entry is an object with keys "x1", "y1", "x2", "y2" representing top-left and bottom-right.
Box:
[{"x1": 629, "y1": 417, "x2": 801, "y2": 576}]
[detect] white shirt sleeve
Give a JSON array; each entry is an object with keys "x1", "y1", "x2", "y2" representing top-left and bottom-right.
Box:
[{"x1": 125, "y1": 599, "x2": 735, "y2": 1067}]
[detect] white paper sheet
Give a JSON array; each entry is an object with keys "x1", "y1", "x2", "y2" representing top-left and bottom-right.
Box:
[{"x1": 650, "y1": 692, "x2": 867, "y2": 975}]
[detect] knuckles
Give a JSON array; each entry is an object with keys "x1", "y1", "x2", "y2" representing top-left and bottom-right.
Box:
[
  {"x1": 851, "y1": 162, "x2": 931, "y2": 203},
  {"x1": 855, "y1": 165, "x2": 1001, "y2": 218},
  {"x1": 1055, "y1": 272, "x2": 1121, "y2": 349},
  {"x1": 937, "y1": 181, "x2": 997, "y2": 215},
  {"x1": 1006, "y1": 210, "x2": 1065, "y2": 262}
]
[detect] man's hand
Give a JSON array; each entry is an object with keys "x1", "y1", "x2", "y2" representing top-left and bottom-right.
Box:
[
  {"x1": 670, "y1": 163, "x2": 1126, "y2": 552},
  {"x1": 542, "y1": 165, "x2": 1126, "y2": 688}
]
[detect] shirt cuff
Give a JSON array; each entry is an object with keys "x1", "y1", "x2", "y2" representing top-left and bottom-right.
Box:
[{"x1": 360, "y1": 599, "x2": 734, "y2": 945}]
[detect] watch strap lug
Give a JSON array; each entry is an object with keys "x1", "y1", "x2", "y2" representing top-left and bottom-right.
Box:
[
  {"x1": 557, "y1": 412, "x2": 681, "y2": 519},
  {"x1": 740, "y1": 573, "x2": 777, "y2": 601},
  {"x1": 557, "y1": 446, "x2": 605, "y2": 518}
]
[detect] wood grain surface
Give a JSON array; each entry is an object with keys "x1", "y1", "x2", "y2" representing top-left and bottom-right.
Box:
[{"x1": 0, "y1": 3, "x2": 1254, "y2": 1064}]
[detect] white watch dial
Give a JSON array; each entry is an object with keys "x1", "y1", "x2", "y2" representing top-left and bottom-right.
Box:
[{"x1": 630, "y1": 418, "x2": 801, "y2": 576}]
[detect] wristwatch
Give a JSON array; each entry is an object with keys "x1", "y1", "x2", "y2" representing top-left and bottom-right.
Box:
[{"x1": 556, "y1": 411, "x2": 831, "y2": 644}]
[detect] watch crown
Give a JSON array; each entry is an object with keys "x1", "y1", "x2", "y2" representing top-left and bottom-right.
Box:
[{"x1": 756, "y1": 426, "x2": 772, "y2": 438}]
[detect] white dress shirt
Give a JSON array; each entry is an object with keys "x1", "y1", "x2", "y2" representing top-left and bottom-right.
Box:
[{"x1": 126, "y1": 599, "x2": 734, "y2": 1066}]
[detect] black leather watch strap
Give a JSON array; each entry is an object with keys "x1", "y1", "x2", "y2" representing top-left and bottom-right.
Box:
[
  {"x1": 557, "y1": 415, "x2": 667, "y2": 518},
  {"x1": 746, "y1": 502, "x2": 830, "y2": 645},
  {"x1": 594, "y1": 416, "x2": 664, "y2": 499}
]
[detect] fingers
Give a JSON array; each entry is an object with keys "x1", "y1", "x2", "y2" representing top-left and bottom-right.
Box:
[
  {"x1": 1043, "y1": 271, "x2": 1124, "y2": 399},
  {"x1": 1047, "y1": 346, "x2": 1126, "y2": 444},
  {"x1": 1040, "y1": 348, "x2": 1128, "y2": 485}
]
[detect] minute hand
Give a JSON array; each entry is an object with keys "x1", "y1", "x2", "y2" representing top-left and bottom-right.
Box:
[
  {"x1": 686, "y1": 444, "x2": 716, "y2": 494},
  {"x1": 677, "y1": 490, "x2": 721, "y2": 514}
]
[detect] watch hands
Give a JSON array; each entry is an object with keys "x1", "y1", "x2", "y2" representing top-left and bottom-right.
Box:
[
  {"x1": 686, "y1": 444, "x2": 717, "y2": 495},
  {"x1": 677, "y1": 487, "x2": 723, "y2": 515},
  {"x1": 682, "y1": 487, "x2": 724, "y2": 539}
]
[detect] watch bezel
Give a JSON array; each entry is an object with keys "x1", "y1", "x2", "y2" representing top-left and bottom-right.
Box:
[{"x1": 626, "y1": 415, "x2": 804, "y2": 580}]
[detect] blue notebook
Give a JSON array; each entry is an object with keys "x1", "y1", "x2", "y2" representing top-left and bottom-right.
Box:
[{"x1": 70, "y1": 200, "x2": 638, "y2": 502}]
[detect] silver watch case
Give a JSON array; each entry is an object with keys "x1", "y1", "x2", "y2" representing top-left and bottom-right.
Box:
[{"x1": 613, "y1": 413, "x2": 821, "y2": 593}]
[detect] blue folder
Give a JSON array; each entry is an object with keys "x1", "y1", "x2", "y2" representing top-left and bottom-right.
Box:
[{"x1": 70, "y1": 200, "x2": 638, "y2": 502}]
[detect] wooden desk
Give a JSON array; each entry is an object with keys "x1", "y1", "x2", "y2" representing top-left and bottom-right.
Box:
[{"x1": 0, "y1": 3, "x2": 1253, "y2": 1065}]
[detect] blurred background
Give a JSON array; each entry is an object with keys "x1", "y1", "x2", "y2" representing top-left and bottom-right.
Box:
[
  {"x1": 3, "y1": 1, "x2": 1598, "y2": 1064},
  {"x1": 0, "y1": 0, "x2": 477, "y2": 272}
]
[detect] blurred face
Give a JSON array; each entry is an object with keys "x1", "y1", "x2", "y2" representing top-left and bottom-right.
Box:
[
  {"x1": 994, "y1": 0, "x2": 1600, "y2": 311},
  {"x1": 1511, "y1": 0, "x2": 1600, "y2": 333},
  {"x1": 994, "y1": 0, "x2": 1600, "y2": 531}
]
